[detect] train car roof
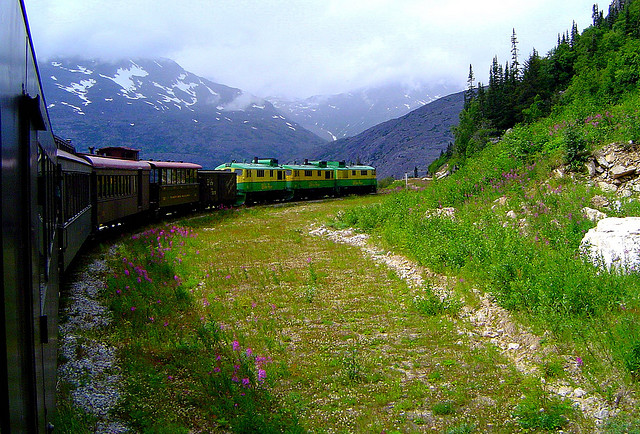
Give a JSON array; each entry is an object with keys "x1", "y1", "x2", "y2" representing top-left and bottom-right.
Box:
[
  {"x1": 282, "y1": 163, "x2": 333, "y2": 170},
  {"x1": 57, "y1": 149, "x2": 92, "y2": 167},
  {"x1": 81, "y1": 154, "x2": 151, "y2": 170},
  {"x1": 215, "y1": 162, "x2": 285, "y2": 170},
  {"x1": 340, "y1": 165, "x2": 376, "y2": 170},
  {"x1": 145, "y1": 161, "x2": 202, "y2": 169}
]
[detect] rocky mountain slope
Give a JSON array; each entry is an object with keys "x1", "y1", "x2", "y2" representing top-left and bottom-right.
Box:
[
  {"x1": 312, "y1": 90, "x2": 465, "y2": 178},
  {"x1": 40, "y1": 58, "x2": 325, "y2": 168},
  {"x1": 269, "y1": 82, "x2": 458, "y2": 141}
]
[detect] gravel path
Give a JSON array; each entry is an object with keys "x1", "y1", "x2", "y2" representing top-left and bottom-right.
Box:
[
  {"x1": 58, "y1": 251, "x2": 129, "y2": 433},
  {"x1": 309, "y1": 224, "x2": 623, "y2": 427}
]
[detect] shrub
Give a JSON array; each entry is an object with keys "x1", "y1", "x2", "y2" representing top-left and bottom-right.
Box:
[{"x1": 513, "y1": 390, "x2": 572, "y2": 430}]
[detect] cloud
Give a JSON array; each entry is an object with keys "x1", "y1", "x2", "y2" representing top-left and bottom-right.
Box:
[{"x1": 25, "y1": 0, "x2": 595, "y2": 99}]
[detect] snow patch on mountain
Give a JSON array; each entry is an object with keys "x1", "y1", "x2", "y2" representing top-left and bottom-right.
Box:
[
  {"x1": 101, "y1": 63, "x2": 149, "y2": 93},
  {"x1": 58, "y1": 79, "x2": 96, "y2": 106}
]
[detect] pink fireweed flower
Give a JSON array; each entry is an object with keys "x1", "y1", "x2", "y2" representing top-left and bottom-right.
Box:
[
  {"x1": 241, "y1": 378, "x2": 251, "y2": 387},
  {"x1": 576, "y1": 357, "x2": 584, "y2": 367},
  {"x1": 258, "y1": 369, "x2": 266, "y2": 382},
  {"x1": 246, "y1": 347, "x2": 253, "y2": 357},
  {"x1": 124, "y1": 269, "x2": 130, "y2": 276},
  {"x1": 130, "y1": 306, "x2": 136, "y2": 311},
  {"x1": 225, "y1": 274, "x2": 231, "y2": 279},
  {"x1": 232, "y1": 340, "x2": 240, "y2": 351}
]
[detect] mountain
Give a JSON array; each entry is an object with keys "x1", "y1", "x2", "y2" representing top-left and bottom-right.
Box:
[
  {"x1": 269, "y1": 82, "x2": 459, "y2": 141},
  {"x1": 40, "y1": 58, "x2": 325, "y2": 168},
  {"x1": 312, "y1": 90, "x2": 465, "y2": 179}
]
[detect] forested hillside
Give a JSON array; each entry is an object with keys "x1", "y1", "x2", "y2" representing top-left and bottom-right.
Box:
[{"x1": 432, "y1": 0, "x2": 640, "y2": 172}]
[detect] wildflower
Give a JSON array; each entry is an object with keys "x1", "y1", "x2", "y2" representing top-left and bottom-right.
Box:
[
  {"x1": 231, "y1": 375, "x2": 239, "y2": 382},
  {"x1": 124, "y1": 269, "x2": 130, "y2": 276},
  {"x1": 225, "y1": 274, "x2": 231, "y2": 279},
  {"x1": 116, "y1": 289, "x2": 121, "y2": 295},
  {"x1": 258, "y1": 369, "x2": 266, "y2": 382},
  {"x1": 576, "y1": 357, "x2": 584, "y2": 367},
  {"x1": 164, "y1": 321, "x2": 169, "y2": 327},
  {"x1": 130, "y1": 306, "x2": 136, "y2": 311},
  {"x1": 242, "y1": 378, "x2": 251, "y2": 387},
  {"x1": 246, "y1": 347, "x2": 253, "y2": 357},
  {"x1": 232, "y1": 340, "x2": 240, "y2": 351},
  {"x1": 149, "y1": 316, "x2": 154, "y2": 322},
  {"x1": 214, "y1": 367, "x2": 221, "y2": 373}
]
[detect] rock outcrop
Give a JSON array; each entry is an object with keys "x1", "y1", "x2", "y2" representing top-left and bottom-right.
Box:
[
  {"x1": 580, "y1": 217, "x2": 640, "y2": 272},
  {"x1": 588, "y1": 142, "x2": 640, "y2": 197}
]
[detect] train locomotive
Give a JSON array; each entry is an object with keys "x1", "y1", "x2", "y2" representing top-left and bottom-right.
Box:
[
  {"x1": 1, "y1": 1, "x2": 375, "y2": 431},
  {"x1": 216, "y1": 158, "x2": 377, "y2": 204}
]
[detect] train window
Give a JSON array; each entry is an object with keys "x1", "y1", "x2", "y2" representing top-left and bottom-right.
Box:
[
  {"x1": 325, "y1": 171, "x2": 331, "y2": 179},
  {"x1": 277, "y1": 171, "x2": 283, "y2": 180},
  {"x1": 317, "y1": 170, "x2": 321, "y2": 176},
  {"x1": 294, "y1": 170, "x2": 299, "y2": 177},
  {"x1": 304, "y1": 170, "x2": 312, "y2": 177},
  {"x1": 270, "y1": 170, "x2": 274, "y2": 178},
  {"x1": 361, "y1": 170, "x2": 367, "y2": 176},
  {"x1": 352, "y1": 170, "x2": 356, "y2": 176},
  {"x1": 246, "y1": 170, "x2": 252, "y2": 178},
  {"x1": 373, "y1": 169, "x2": 376, "y2": 176},
  {"x1": 257, "y1": 170, "x2": 265, "y2": 177},
  {"x1": 285, "y1": 170, "x2": 292, "y2": 176}
]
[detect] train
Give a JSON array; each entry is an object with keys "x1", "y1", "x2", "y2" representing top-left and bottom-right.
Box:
[
  {"x1": 55, "y1": 147, "x2": 376, "y2": 273},
  {"x1": 215, "y1": 157, "x2": 377, "y2": 204},
  {"x1": 1, "y1": 1, "x2": 376, "y2": 431},
  {"x1": 56, "y1": 141, "x2": 238, "y2": 272}
]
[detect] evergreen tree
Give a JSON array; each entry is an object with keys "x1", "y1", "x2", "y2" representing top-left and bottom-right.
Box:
[
  {"x1": 465, "y1": 64, "x2": 475, "y2": 106},
  {"x1": 570, "y1": 21, "x2": 579, "y2": 46},
  {"x1": 511, "y1": 28, "x2": 520, "y2": 80}
]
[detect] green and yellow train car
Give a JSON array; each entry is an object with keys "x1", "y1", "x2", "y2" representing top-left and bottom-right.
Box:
[
  {"x1": 283, "y1": 160, "x2": 335, "y2": 199},
  {"x1": 328, "y1": 161, "x2": 377, "y2": 195},
  {"x1": 215, "y1": 158, "x2": 290, "y2": 204}
]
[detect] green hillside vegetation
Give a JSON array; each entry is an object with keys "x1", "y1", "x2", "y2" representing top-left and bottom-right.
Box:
[{"x1": 343, "y1": 0, "x2": 640, "y2": 428}]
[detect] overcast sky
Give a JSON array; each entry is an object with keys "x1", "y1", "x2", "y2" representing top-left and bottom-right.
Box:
[{"x1": 25, "y1": 0, "x2": 595, "y2": 99}]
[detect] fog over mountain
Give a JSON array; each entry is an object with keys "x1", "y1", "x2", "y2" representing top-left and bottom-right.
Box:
[
  {"x1": 41, "y1": 57, "x2": 325, "y2": 168},
  {"x1": 269, "y1": 82, "x2": 459, "y2": 141}
]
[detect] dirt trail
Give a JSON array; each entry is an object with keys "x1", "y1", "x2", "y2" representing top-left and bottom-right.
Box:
[{"x1": 309, "y1": 224, "x2": 624, "y2": 426}]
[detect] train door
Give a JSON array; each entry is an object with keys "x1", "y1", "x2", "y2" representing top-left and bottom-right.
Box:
[{"x1": 137, "y1": 169, "x2": 143, "y2": 209}]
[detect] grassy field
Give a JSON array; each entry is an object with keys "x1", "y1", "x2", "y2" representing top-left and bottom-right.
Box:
[{"x1": 57, "y1": 192, "x2": 640, "y2": 433}]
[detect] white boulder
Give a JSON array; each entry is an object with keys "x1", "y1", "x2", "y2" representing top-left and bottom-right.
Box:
[{"x1": 581, "y1": 217, "x2": 640, "y2": 272}]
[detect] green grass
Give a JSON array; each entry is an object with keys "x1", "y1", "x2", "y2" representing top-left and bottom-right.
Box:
[{"x1": 56, "y1": 195, "x2": 599, "y2": 432}]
